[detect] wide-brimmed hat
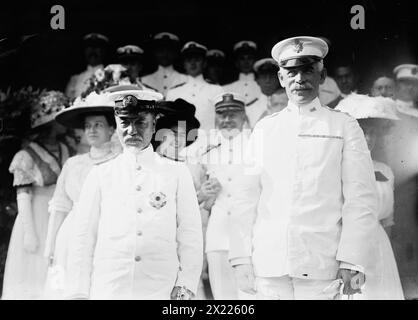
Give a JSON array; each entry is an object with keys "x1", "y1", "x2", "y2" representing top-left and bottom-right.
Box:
[
  {"x1": 335, "y1": 93, "x2": 400, "y2": 120},
  {"x1": 55, "y1": 91, "x2": 114, "y2": 128},
  {"x1": 31, "y1": 91, "x2": 69, "y2": 129}
]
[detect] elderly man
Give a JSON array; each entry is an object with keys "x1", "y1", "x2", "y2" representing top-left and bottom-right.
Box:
[
  {"x1": 229, "y1": 36, "x2": 379, "y2": 300},
  {"x1": 65, "y1": 86, "x2": 203, "y2": 300},
  {"x1": 198, "y1": 92, "x2": 253, "y2": 300}
]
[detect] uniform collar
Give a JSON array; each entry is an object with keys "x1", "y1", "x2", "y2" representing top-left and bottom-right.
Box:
[
  {"x1": 239, "y1": 73, "x2": 255, "y2": 81},
  {"x1": 286, "y1": 97, "x2": 322, "y2": 114},
  {"x1": 122, "y1": 144, "x2": 155, "y2": 165},
  {"x1": 158, "y1": 65, "x2": 174, "y2": 74},
  {"x1": 188, "y1": 74, "x2": 205, "y2": 83}
]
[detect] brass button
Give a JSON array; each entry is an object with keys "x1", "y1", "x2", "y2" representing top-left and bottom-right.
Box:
[
  {"x1": 227, "y1": 211, "x2": 231, "y2": 215},
  {"x1": 227, "y1": 194, "x2": 231, "y2": 198},
  {"x1": 137, "y1": 208, "x2": 143, "y2": 214},
  {"x1": 137, "y1": 231, "x2": 142, "y2": 236},
  {"x1": 228, "y1": 177, "x2": 232, "y2": 182},
  {"x1": 136, "y1": 165, "x2": 142, "y2": 170},
  {"x1": 135, "y1": 256, "x2": 141, "y2": 262},
  {"x1": 136, "y1": 185, "x2": 142, "y2": 191}
]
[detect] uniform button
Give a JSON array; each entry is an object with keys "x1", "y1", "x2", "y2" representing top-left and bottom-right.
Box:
[
  {"x1": 227, "y1": 194, "x2": 231, "y2": 198},
  {"x1": 192, "y1": 94, "x2": 196, "y2": 97},
  {"x1": 228, "y1": 177, "x2": 232, "y2": 182},
  {"x1": 137, "y1": 208, "x2": 143, "y2": 214},
  {"x1": 228, "y1": 160, "x2": 232, "y2": 164},
  {"x1": 163, "y1": 75, "x2": 167, "y2": 79},
  {"x1": 136, "y1": 185, "x2": 142, "y2": 191},
  {"x1": 135, "y1": 256, "x2": 141, "y2": 262},
  {"x1": 163, "y1": 86, "x2": 167, "y2": 90},
  {"x1": 136, "y1": 164, "x2": 142, "y2": 170},
  {"x1": 244, "y1": 83, "x2": 248, "y2": 86},
  {"x1": 245, "y1": 93, "x2": 248, "y2": 97},
  {"x1": 137, "y1": 231, "x2": 142, "y2": 236},
  {"x1": 227, "y1": 211, "x2": 231, "y2": 215}
]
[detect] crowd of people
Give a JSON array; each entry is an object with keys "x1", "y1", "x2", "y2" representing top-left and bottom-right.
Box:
[{"x1": 0, "y1": 31, "x2": 417, "y2": 300}]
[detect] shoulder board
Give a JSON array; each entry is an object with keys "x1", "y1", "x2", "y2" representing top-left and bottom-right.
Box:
[
  {"x1": 324, "y1": 105, "x2": 341, "y2": 112},
  {"x1": 159, "y1": 153, "x2": 185, "y2": 162},
  {"x1": 140, "y1": 82, "x2": 159, "y2": 92},
  {"x1": 169, "y1": 82, "x2": 187, "y2": 90},
  {"x1": 93, "y1": 152, "x2": 119, "y2": 166},
  {"x1": 246, "y1": 98, "x2": 258, "y2": 107},
  {"x1": 200, "y1": 142, "x2": 222, "y2": 156}
]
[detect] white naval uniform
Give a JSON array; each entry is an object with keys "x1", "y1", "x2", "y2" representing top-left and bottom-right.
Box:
[
  {"x1": 65, "y1": 65, "x2": 103, "y2": 100},
  {"x1": 245, "y1": 92, "x2": 288, "y2": 129},
  {"x1": 65, "y1": 145, "x2": 203, "y2": 299},
  {"x1": 141, "y1": 65, "x2": 188, "y2": 97},
  {"x1": 166, "y1": 74, "x2": 224, "y2": 133},
  {"x1": 199, "y1": 131, "x2": 253, "y2": 300},
  {"x1": 228, "y1": 98, "x2": 379, "y2": 299},
  {"x1": 223, "y1": 73, "x2": 262, "y2": 104}
]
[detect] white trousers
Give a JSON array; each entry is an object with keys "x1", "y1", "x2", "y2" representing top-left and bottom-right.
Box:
[
  {"x1": 256, "y1": 276, "x2": 338, "y2": 300},
  {"x1": 207, "y1": 251, "x2": 255, "y2": 300}
]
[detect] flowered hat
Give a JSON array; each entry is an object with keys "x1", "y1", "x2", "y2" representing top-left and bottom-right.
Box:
[
  {"x1": 335, "y1": 93, "x2": 400, "y2": 120},
  {"x1": 31, "y1": 90, "x2": 69, "y2": 129},
  {"x1": 55, "y1": 91, "x2": 114, "y2": 128}
]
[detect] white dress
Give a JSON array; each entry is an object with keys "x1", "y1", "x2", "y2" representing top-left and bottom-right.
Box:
[
  {"x1": 43, "y1": 146, "x2": 118, "y2": 299},
  {"x1": 358, "y1": 161, "x2": 404, "y2": 299},
  {"x1": 2, "y1": 141, "x2": 69, "y2": 300}
]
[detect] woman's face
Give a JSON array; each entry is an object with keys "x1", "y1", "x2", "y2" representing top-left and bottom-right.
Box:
[
  {"x1": 84, "y1": 115, "x2": 115, "y2": 148},
  {"x1": 157, "y1": 124, "x2": 187, "y2": 155},
  {"x1": 360, "y1": 124, "x2": 378, "y2": 152}
]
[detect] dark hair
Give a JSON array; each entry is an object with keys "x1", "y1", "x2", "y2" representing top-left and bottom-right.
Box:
[{"x1": 81, "y1": 111, "x2": 116, "y2": 129}]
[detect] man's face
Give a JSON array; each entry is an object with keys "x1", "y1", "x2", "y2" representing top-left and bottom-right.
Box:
[
  {"x1": 84, "y1": 45, "x2": 105, "y2": 67},
  {"x1": 116, "y1": 112, "x2": 156, "y2": 150},
  {"x1": 335, "y1": 66, "x2": 356, "y2": 95},
  {"x1": 236, "y1": 53, "x2": 256, "y2": 74},
  {"x1": 396, "y1": 79, "x2": 418, "y2": 101},
  {"x1": 183, "y1": 55, "x2": 205, "y2": 77},
  {"x1": 256, "y1": 70, "x2": 281, "y2": 96},
  {"x1": 371, "y1": 77, "x2": 395, "y2": 98},
  {"x1": 153, "y1": 45, "x2": 177, "y2": 67},
  {"x1": 215, "y1": 110, "x2": 246, "y2": 137},
  {"x1": 278, "y1": 63, "x2": 326, "y2": 105}
]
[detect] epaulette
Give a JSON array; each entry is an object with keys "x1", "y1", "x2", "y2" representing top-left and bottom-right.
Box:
[
  {"x1": 141, "y1": 82, "x2": 159, "y2": 92},
  {"x1": 200, "y1": 142, "x2": 222, "y2": 156},
  {"x1": 159, "y1": 153, "x2": 185, "y2": 162},
  {"x1": 169, "y1": 82, "x2": 187, "y2": 90},
  {"x1": 93, "y1": 152, "x2": 119, "y2": 166},
  {"x1": 245, "y1": 98, "x2": 258, "y2": 107}
]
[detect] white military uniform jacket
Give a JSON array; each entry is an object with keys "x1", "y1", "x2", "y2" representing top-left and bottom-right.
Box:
[
  {"x1": 229, "y1": 98, "x2": 379, "y2": 280},
  {"x1": 199, "y1": 131, "x2": 250, "y2": 253},
  {"x1": 141, "y1": 65, "x2": 188, "y2": 97},
  {"x1": 223, "y1": 73, "x2": 262, "y2": 104},
  {"x1": 166, "y1": 74, "x2": 224, "y2": 133},
  {"x1": 65, "y1": 145, "x2": 203, "y2": 299},
  {"x1": 65, "y1": 65, "x2": 103, "y2": 100}
]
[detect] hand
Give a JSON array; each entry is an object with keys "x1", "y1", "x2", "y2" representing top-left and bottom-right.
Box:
[
  {"x1": 171, "y1": 286, "x2": 194, "y2": 300},
  {"x1": 200, "y1": 178, "x2": 222, "y2": 199},
  {"x1": 23, "y1": 230, "x2": 39, "y2": 253},
  {"x1": 336, "y1": 269, "x2": 365, "y2": 295},
  {"x1": 233, "y1": 264, "x2": 256, "y2": 295}
]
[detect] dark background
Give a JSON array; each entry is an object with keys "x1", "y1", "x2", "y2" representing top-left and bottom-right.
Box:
[{"x1": 0, "y1": 0, "x2": 417, "y2": 92}]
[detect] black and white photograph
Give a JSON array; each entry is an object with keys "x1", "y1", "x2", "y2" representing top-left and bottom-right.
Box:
[{"x1": 0, "y1": 0, "x2": 417, "y2": 304}]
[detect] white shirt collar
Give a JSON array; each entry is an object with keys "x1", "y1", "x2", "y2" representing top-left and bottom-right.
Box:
[
  {"x1": 239, "y1": 73, "x2": 255, "y2": 81},
  {"x1": 188, "y1": 74, "x2": 205, "y2": 83},
  {"x1": 287, "y1": 97, "x2": 322, "y2": 114},
  {"x1": 122, "y1": 144, "x2": 155, "y2": 164},
  {"x1": 158, "y1": 65, "x2": 174, "y2": 74}
]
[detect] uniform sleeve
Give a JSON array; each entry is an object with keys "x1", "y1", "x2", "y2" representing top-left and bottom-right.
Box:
[
  {"x1": 65, "y1": 167, "x2": 101, "y2": 299},
  {"x1": 336, "y1": 116, "x2": 379, "y2": 273},
  {"x1": 48, "y1": 160, "x2": 73, "y2": 214},
  {"x1": 228, "y1": 126, "x2": 263, "y2": 265},
  {"x1": 174, "y1": 164, "x2": 203, "y2": 295},
  {"x1": 9, "y1": 150, "x2": 36, "y2": 187}
]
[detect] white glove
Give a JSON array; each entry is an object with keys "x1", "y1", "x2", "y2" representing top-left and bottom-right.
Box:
[
  {"x1": 233, "y1": 264, "x2": 256, "y2": 295},
  {"x1": 17, "y1": 191, "x2": 39, "y2": 253}
]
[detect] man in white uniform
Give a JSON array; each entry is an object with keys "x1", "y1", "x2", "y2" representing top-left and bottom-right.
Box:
[
  {"x1": 65, "y1": 85, "x2": 203, "y2": 300},
  {"x1": 229, "y1": 36, "x2": 379, "y2": 300},
  {"x1": 141, "y1": 32, "x2": 188, "y2": 96},
  {"x1": 198, "y1": 92, "x2": 253, "y2": 300},
  {"x1": 65, "y1": 33, "x2": 109, "y2": 100},
  {"x1": 223, "y1": 41, "x2": 261, "y2": 104},
  {"x1": 166, "y1": 41, "x2": 224, "y2": 134}
]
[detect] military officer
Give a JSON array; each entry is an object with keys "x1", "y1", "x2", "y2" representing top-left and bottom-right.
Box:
[
  {"x1": 223, "y1": 41, "x2": 261, "y2": 104},
  {"x1": 141, "y1": 32, "x2": 188, "y2": 96},
  {"x1": 166, "y1": 41, "x2": 224, "y2": 134},
  {"x1": 229, "y1": 36, "x2": 379, "y2": 300},
  {"x1": 65, "y1": 33, "x2": 109, "y2": 100},
  {"x1": 198, "y1": 92, "x2": 253, "y2": 300},
  {"x1": 205, "y1": 49, "x2": 226, "y2": 85},
  {"x1": 117, "y1": 45, "x2": 145, "y2": 82},
  {"x1": 64, "y1": 85, "x2": 203, "y2": 300}
]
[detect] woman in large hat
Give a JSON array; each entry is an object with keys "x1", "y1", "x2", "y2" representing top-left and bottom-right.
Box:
[
  {"x1": 42, "y1": 91, "x2": 120, "y2": 299},
  {"x1": 2, "y1": 91, "x2": 70, "y2": 299},
  {"x1": 336, "y1": 93, "x2": 404, "y2": 300}
]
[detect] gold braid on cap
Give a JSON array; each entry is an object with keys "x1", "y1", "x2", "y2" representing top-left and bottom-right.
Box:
[{"x1": 114, "y1": 95, "x2": 157, "y2": 117}]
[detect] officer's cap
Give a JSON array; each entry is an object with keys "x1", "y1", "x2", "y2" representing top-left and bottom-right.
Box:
[
  {"x1": 153, "y1": 32, "x2": 180, "y2": 42},
  {"x1": 207, "y1": 49, "x2": 225, "y2": 60},
  {"x1": 105, "y1": 85, "x2": 163, "y2": 118},
  {"x1": 213, "y1": 92, "x2": 245, "y2": 113},
  {"x1": 233, "y1": 40, "x2": 257, "y2": 55},
  {"x1": 181, "y1": 41, "x2": 208, "y2": 57},
  {"x1": 117, "y1": 45, "x2": 144, "y2": 56},
  {"x1": 83, "y1": 33, "x2": 109, "y2": 46},
  {"x1": 393, "y1": 64, "x2": 418, "y2": 81},
  {"x1": 253, "y1": 58, "x2": 279, "y2": 73},
  {"x1": 271, "y1": 36, "x2": 328, "y2": 69}
]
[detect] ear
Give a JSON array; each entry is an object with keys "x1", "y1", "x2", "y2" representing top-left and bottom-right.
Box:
[
  {"x1": 278, "y1": 70, "x2": 285, "y2": 87},
  {"x1": 319, "y1": 67, "x2": 327, "y2": 85}
]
